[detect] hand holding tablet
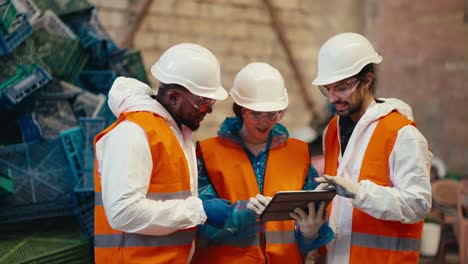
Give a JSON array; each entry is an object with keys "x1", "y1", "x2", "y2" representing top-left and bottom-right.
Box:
[{"x1": 258, "y1": 189, "x2": 336, "y2": 222}]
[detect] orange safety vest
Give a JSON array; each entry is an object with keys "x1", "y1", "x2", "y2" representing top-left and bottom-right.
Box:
[
  {"x1": 324, "y1": 111, "x2": 423, "y2": 263},
  {"x1": 192, "y1": 137, "x2": 311, "y2": 263},
  {"x1": 94, "y1": 111, "x2": 196, "y2": 264}
]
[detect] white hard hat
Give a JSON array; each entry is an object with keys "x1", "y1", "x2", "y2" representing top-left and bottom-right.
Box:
[
  {"x1": 230, "y1": 62, "x2": 288, "y2": 112},
  {"x1": 151, "y1": 43, "x2": 227, "y2": 100},
  {"x1": 312, "y1": 32, "x2": 382, "y2": 86}
]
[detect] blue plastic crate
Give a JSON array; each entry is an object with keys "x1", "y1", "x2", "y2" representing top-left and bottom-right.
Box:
[
  {"x1": 3, "y1": 64, "x2": 52, "y2": 104},
  {"x1": 74, "y1": 70, "x2": 116, "y2": 94},
  {"x1": 59, "y1": 126, "x2": 85, "y2": 183},
  {"x1": 94, "y1": 95, "x2": 116, "y2": 126},
  {"x1": 73, "y1": 90, "x2": 106, "y2": 118},
  {"x1": 77, "y1": 117, "x2": 104, "y2": 189},
  {"x1": 67, "y1": 8, "x2": 118, "y2": 68},
  {"x1": 0, "y1": 13, "x2": 32, "y2": 56},
  {"x1": 72, "y1": 188, "x2": 94, "y2": 241},
  {"x1": 0, "y1": 138, "x2": 75, "y2": 223},
  {"x1": 18, "y1": 112, "x2": 42, "y2": 142}
]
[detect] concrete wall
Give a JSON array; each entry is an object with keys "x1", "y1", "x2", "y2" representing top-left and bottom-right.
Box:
[{"x1": 89, "y1": 0, "x2": 468, "y2": 174}]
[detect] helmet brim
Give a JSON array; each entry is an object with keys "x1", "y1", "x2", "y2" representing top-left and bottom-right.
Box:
[{"x1": 151, "y1": 64, "x2": 228, "y2": 100}]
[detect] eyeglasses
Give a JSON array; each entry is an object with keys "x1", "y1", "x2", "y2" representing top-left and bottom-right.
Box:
[
  {"x1": 318, "y1": 78, "x2": 360, "y2": 98},
  {"x1": 185, "y1": 94, "x2": 216, "y2": 113},
  {"x1": 245, "y1": 110, "x2": 282, "y2": 122}
]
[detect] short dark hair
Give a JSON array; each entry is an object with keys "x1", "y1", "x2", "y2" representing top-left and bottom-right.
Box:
[
  {"x1": 355, "y1": 64, "x2": 376, "y2": 93},
  {"x1": 232, "y1": 103, "x2": 244, "y2": 122}
]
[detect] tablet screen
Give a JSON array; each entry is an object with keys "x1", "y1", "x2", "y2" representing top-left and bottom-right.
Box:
[{"x1": 259, "y1": 190, "x2": 336, "y2": 222}]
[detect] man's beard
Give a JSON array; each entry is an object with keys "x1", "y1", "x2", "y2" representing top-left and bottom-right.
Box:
[
  {"x1": 180, "y1": 116, "x2": 200, "y2": 131},
  {"x1": 337, "y1": 97, "x2": 363, "y2": 118}
]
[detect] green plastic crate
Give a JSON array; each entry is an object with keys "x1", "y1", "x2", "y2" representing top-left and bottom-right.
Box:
[
  {"x1": 0, "y1": 64, "x2": 32, "y2": 95},
  {"x1": 34, "y1": 0, "x2": 93, "y2": 18},
  {"x1": 0, "y1": 0, "x2": 17, "y2": 34},
  {"x1": 0, "y1": 216, "x2": 92, "y2": 264},
  {"x1": 11, "y1": 30, "x2": 89, "y2": 81},
  {"x1": 123, "y1": 50, "x2": 149, "y2": 84},
  {"x1": 0, "y1": 169, "x2": 13, "y2": 196}
]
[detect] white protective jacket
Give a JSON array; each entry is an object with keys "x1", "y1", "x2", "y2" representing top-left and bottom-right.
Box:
[
  {"x1": 324, "y1": 98, "x2": 432, "y2": 263},
  {"x1": 95, "y1": 77, "x2": 207, "y2": 236}
]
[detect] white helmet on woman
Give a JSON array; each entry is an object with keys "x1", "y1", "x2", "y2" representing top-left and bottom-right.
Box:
[
  {"x1": 312, "y1": 32, "x2": 382, "y2": 86},
  {"x1": 151, "y1": 43, "x2": 227, "y2": 100},
  {"x1": 230, "y1": 62, "x2": 288, "y2": 112}
]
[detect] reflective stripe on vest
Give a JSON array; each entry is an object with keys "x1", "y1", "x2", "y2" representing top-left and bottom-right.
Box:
[
  {"x1": 221, "y1": 234, "x2": 260, "y2": 248},
  {"x1": 217, "y1": 230, "x2": 296, "y2": 247},
  {"x1": 265, "y1": 230, "x2": 296, "y2": 244},
  {"x1": 95, "y1": 230, "x2": 196, "y2": 248},
  {"x1": 352, "y1": 232, "x2": 421, "y2": 252}
]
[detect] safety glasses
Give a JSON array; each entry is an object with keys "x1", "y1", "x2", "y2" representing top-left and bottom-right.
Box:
[
  {"x1": 184, "y1": 94, "x2": 216, "y2": 113},
  {"x1": 245, "y1": 110, "x2": 283, "y2": 122},
  {"x1": 318, "y1": 78, "x2": 360, "y2": 98}
]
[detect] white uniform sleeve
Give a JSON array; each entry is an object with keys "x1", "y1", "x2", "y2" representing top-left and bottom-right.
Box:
[
  {"x1": 96, "y1": 121, "x2": 207, "y2": 236},
  {"x1": 352, "y1": 125, "x2": 432, "y2": 223}
]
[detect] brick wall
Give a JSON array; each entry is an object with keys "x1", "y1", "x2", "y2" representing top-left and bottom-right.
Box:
[
  {"x1": 89, "y1": 0, "x2": 363, "y2": 139},
  {"x1": 90, "y1": 0, "x2": 468, "y2": 174},
  {"x1": 366, "y1": 0, "x2": 468, "y2": 174}
]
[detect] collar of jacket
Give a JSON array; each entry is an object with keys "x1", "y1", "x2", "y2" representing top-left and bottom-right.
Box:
[{"x1": 216, "y1": 117, "x2": 289, "y2": 149}]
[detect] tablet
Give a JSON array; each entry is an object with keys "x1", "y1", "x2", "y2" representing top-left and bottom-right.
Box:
[{"x1": 259, "y1": 190, "x2": 336, "y2": 222}]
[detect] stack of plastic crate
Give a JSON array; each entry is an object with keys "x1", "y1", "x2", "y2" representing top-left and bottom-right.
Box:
[
  {"x1": 24, "y1": 29, "x2": 89, "y2": 81},
  {"x1": 0, "y1": 3, "x2": 155, "y2": 258},
  {"x1": 0, "y1": 137, "x2": 75, "y2": 224}
]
